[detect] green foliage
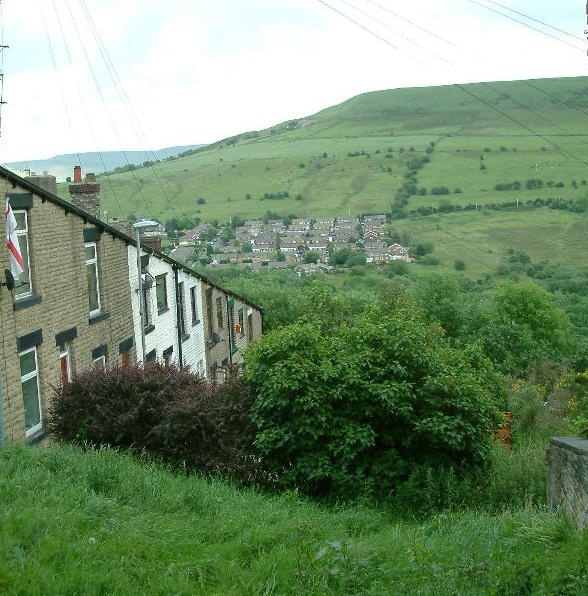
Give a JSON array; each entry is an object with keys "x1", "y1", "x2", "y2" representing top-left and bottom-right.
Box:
[
  {"x1": 245, "y1": 302, "x2": 504, "y2": 498},
  {"x1": 413, "y1": 241, "x2": 434, "y2": 256},
  {"x1": 565, "y1": 369, "x2": 588, "y2": 437},
  {"x1": 328, "y1": 248, "x2": 366, "y2": 267},
  {"x1": 407, "y1": 272, "x2": 466, "y2": 339},
  {"x1": 469, "y1": 281, "x2": 576, "y2": 375},
  {"x1": 303, "y1": 250, "x2": 319, "y2": 264}
]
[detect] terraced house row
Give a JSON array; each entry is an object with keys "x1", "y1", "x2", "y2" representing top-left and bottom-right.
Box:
[{"x1": 0, "y1": 166, "x2": 263, "y2": 446}]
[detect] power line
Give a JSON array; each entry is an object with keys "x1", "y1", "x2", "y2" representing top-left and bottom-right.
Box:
[
  {"x1": 467, "y1": 0, "x2": 585, "y2": 52},
  {"x1": 480, "y1": 0, "x2": 585, "y2": 43},
  {"x1": 78, "y1": 0, "x2": 177, "y2": 213},
  {"x1": 337, "y1": 0, "x2": 451, "y2": 64},
  {"x1": 315, "y1": 0, "x2": 588, "y2": 167},
  {"x1": 361, "y1": 0, "x2": 456, "y2": 48}
]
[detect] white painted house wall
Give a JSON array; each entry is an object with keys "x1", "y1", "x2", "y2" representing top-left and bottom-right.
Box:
[
  {"x1": 127, "y1": 247, "x2": 207, "y2": 378},
  {"x1": 176, "y1": 266, "x2": 207, "y2": 377}
]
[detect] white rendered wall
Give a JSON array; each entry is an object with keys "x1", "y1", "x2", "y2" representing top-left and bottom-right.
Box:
[{"x1": 127, "y1": 247, "x2": 207, "y2": 377}]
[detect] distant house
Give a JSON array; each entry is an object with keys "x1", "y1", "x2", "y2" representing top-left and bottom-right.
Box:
[
  {"x1": 169, "y1": 245, "x2": 194, "y2": 263},
  {"x1": 365, "y1": 241, "x2": 389, "y2": 263},
  {"x1": 314, "y1": 217, "x2": 334, "y2": 230},
  {"x1": 363, "y1": 214, "x2": 387, "y2": 232},
  {"x1": 363, "y1": 230, "x2": 380, "y2": 243},
  {"x1": 178, "y1": 224, "x2": 209, "y2": 245},
  {"x1": 389, "y1": 243, "x2": 411, "y2": 262}
]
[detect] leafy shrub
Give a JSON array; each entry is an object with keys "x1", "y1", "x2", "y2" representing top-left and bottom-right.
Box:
[
  {"x1": 151, "y1": 371, "x2": 263, "y2": 484},
  {"x1": 49, "y1": 363, "x2": 263, "y2": 484},
  {"x1": 245, "y1": 302, "x2": 505, "y2": 499},
  {"x1": 564, "y1": 370, "x2": 588, "y2": 437},
  {"x1": 49, "y1": 364, "x2": 199, "y2": 449}
]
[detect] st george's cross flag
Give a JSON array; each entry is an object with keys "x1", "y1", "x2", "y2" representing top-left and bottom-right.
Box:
[{"x1": 5, "y1": 198, "x2": 24, "y2": 278}]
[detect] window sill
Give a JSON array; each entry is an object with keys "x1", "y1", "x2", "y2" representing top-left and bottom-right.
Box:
[
  {"x1": 89, "y1": 311, "x2": 110, "y2": 325},
  {"x1": 26, "y1": 428, "x2": 49, "y2": 445},
  {"x1": 158, "y1": 307, "x2": 170, "y2": 315},
  {"x1": 145, "y1": 324, "x2": 155, "y2": 335},
  {"x1": 181, "y1": 333, "x2": 190, "y2": 342},
  {"x1": 14, "y1": 294, "x2": 42, "y2": 311}
]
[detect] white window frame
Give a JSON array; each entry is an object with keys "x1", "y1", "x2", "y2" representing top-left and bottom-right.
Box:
[
  {"x1": 19, "y1": 346, "x2": 42, "y2": 437},
  {"x1": 93, "y1": 355, "x2": 106, "y2": 369},
  {"x1": 85, "y1": 242, "x2": 101, "y2": 317},
  {"x1": 190, "y1": 285, "x2": 198, "y2": 326},
  {"x1": 156, "y1": 274, "x2": 168, "y2": 313},
  {"x1": 14, "y1": 209, "x2": 32, "y2": 300}
]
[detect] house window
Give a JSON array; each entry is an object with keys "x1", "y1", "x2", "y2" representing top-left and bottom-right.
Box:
[
  {"x1": 248, "y1": 312, "x2": 254, "y2": 341},
  {"x1": 59, "y1": 344, "x2": 72, "y2": 384},
  {"x1": 85, "y1": 242, "x2": 101, "y2": 316},
  {"x1": 163, "y1": 346, "x2": 173, "y2": 366},
  {"x1": 93, "y1": 355, "x2": 106, "y2": 369},
  {"x1": 13, "y1": 210, "x2": 32, "y2": 299},
  {"x1": 178, "y1": 281, "x2": 187, "y2": 336},
  {"x1": 19, "y1": 347, "x2": 42, "y2": 437},
  {"x1": 205, "y1": 288, "x2": 214, "y2": 336},
  {"x1": 190, "y1": 286, "x2": 199, "y2": 325},
  {"x1": 215, "y1": 296, "x2": 223, "y2": 329},
  {"x1": 237, "y1": 308, "x2": 245, "y2": 335},
  {"x1": 156, "y1": 274, "x2": 168, "y2": 313},
  {"x1": 121, "y1": 350, "x2": 131, "y2": 367},
  {"x1": 142, "y1": 285, "x2": 152, "y2": 329},
  {"x1": 228, "y1": 299, "x2": 236, "y2": 353}
]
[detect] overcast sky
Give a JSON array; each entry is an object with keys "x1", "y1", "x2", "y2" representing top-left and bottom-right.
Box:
[{"x1": 0, "y1": 0, "x2": 586, "y2": 163}]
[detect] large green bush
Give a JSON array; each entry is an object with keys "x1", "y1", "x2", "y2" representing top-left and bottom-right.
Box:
[{"x1": 244, "y1": 301, "x2": 505, "y2": 498}]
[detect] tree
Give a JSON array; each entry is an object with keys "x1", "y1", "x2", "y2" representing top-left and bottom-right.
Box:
[
  {"x1": 470, "y1": 281, "x2": 576, "y2": 375},
  {"x1": 303, "y1": 251, "x2": 319, "y2": 264},
  {"x1": 414, "y1": 241, "x2": 434, "y2": 256},
  {"x1": 408, "y1": 273, "x2": 466, "y2": 339},
  {"x1": 245, "y1": 302, "x2": 504, "y2": 498}
]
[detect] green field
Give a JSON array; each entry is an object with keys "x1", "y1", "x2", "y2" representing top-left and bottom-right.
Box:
[
  {"x1": 56, "y1": 76, "x2": 588, "y2": 226},
  {"x1": 1, "y1": 443, "x2": 586, "y2": 594},
  {"x1": 387, "y1": 207, "x2": 588, "y2": 278}
]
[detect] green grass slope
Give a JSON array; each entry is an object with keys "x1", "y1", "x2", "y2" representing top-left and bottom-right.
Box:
[
  {"x1": 56, "y1": 76, "x2": 588, "y2": 226},
  {"x1": 1, "y1": 444, "x2": 586, "y2": 594}
]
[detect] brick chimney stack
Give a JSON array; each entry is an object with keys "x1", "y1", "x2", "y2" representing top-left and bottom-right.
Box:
[{"x1": 69, "y1": 167, "x2": 101, "y2": 219}]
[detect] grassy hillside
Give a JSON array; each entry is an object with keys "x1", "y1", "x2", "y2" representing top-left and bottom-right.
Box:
[
  {"x1": 1, "y1": 443, "x2": 586, "y2": 594},
  {"x1": 387, "y1": 207, "x2": 588, "y2": 280},
  {"x1": 53, "y1": 76, "x2": 588, "y2": 224}
]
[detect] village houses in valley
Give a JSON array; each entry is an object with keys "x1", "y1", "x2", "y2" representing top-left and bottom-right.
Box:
[{"x1": 0, "y1": 165, "x2": 262, "y2": 447}]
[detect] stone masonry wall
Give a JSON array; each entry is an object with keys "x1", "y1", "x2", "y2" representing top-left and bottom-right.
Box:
[
  {"x1": 1, "y1": 179, "x2": 135, "y2": 444},
  {"x1": 546, "y1": 437, "x2": 588, "y2": 531}
]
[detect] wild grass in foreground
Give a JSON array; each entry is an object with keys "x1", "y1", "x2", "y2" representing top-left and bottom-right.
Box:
[{"x1": 1, "y1": 443, "x2": 586, "y2": 594}]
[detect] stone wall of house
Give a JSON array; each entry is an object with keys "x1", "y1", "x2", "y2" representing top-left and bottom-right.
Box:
[
  {"x1": 1, "y1": 181, "x2": 135, "y2": 444},
  {"x1": 200, "y1": 281, "x2": 263, "y2": 381},
  {"x1": 546, "y1": 437, "x2": 588, "y2": 531}
]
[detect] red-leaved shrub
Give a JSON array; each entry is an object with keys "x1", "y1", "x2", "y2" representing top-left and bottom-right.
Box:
[{"x1": 48, "y1": 363, "x2": 264, "y2": 485}]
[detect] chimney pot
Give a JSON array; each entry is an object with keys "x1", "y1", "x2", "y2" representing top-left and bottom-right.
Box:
[{"x1": 73, "y1": 165, "x2": 82, "y2": 183}]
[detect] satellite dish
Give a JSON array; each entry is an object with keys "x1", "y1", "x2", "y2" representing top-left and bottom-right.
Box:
[{"x1": 4, "y1": 269, "x2": 15, "y2": 291}]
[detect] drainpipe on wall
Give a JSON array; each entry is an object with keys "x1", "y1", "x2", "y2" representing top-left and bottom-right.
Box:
[
  {"x1": 227, "y1": 296, "x2": 233, "y2": 367},
  {"x1": 173, "y1": 266, "x2": 183, "y2": 367}
]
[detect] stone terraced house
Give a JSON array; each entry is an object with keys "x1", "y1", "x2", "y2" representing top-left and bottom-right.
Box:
[{"x1": 0, "y1": 165, "x2": 262, "y2": 447}]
